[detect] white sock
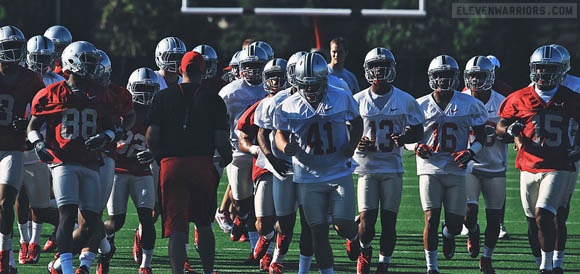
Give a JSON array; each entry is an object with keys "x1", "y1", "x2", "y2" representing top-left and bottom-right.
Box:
[
  {"x1": 18, "y1": 223, "x2": 30, "y2": 243},
  {"x1": 98, "y1": 237, "x2": 111, "y2": 254},
  {"x1": 31, "y1": 222, "x2": 42, "y2": 244},
  {"x1": 298, "y1": 254, "x2": 313, "y2": 274},
  {"x1": 272, "y1": 247, "x2": 285, "y2": 264},
  {"x1": 141, "y1": 248, "x2": 154, "y2": 268},
  {"x1": 378, "y1": 254, "x2": 391, "y2": 264},
  {"x1": 534, "y1": 256, "x2": 542, "y2": 267},
  {"x1": 425, "y1": 249, "x2": 439, "y2": 271},
  {"x1": 483, "y1": 245, "x2": 494, "y2": 258},
  {"x1": 60, "y1": 253, "x2": 74, "y2": 274},
  {"x1": 52, "y1": 257, "x2": 62, "y2": 270},
  {"x1": 0, "y1": 233, "x2": 11, "y2": 250},
  {"x1": 249, "y1": 231, "x2": 259, "y2": 250},
  {"x1": 79, "y1": 251, "x2": 96, "y2": 270},
  {"x1": 320, "y1": 267, "x2": 334, "y2": 274},
  {"x1": 553, "y1": 250, "x2": 565, "y2": 268},
  {"x1": 360, "y1": 240, "x2": 371, "y2": 249},
  {"x1": 442, "y1": 226, "x2": 454, "y2": 239},
  {"x1": 264, "y1": 230, "x2": 275, "y2": 240},
  {"x1": 540, "y1": 250, "x2": 553, "y2": 270},
  {"x1": 8, "y1": 238, "x2": 14, "y2": 267},
  {"x1": 27, "y1": 221, "x2": 32, "y2": 239},
  {"x1": 138, "y1": 224, "x2": 142, "y2": 237}
]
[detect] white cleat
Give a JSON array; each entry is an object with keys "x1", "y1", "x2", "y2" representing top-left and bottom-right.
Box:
[
  {"x1": 498, "y1": 223, "x2": 509, "y2": 239},
  {"x1": 460, "y1": 224, "x2": 469, "y2": 236},
  {"x1": 215, "y1": 208, "x2": 233, "y2": 233}
]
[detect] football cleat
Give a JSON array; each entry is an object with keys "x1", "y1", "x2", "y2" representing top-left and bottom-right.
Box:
[
  {"x1": 254, "y1": 235, "x2": 273, "y2": 260},
  {"x1": 96, "y1": 243, "x2": 116, "y2": 274},
  {"x1": 441, "y1": 222, "x2": 456, "y2": 259},
  {"x1": 498, "y1": 223, "x2": 509, "y2": 239},
  {"x1": 18, "y1": 242, "x2": 28, "y2": 264},
  {"x1": 74, "y1": 265, "x2": 89, "y2": 274},
  {"x1": 183, "y1": 260, "x2": 195, "y2": 273},
  {"x1": 538, "y1": 270, "x2": 553, "y2": 274},
  {"x1": 460, "y1": 224, "x2": 469, "y2": 236},
  {"x1": 260, "y1": 252, "x2": 273, "y2": 272},
  {"x1": 139, "y1": 267, "x2": 153, "y2": 274},
  {"x1": 376, "y1": 262, "x2": 389, "y2": 274},
  {"x1": 243, "y1": 253, "x2": 259, "y2": 266},
  {"x1": 9, "y1": 266, "x2": 16, "y2": 274},
  {"x1": 467, "y1": 224, "x2": 481, "y2": 258},
  {"x1": 133, "y1": 228, "x2": 143, "y2": 265},
  {"x1": 552, "y1": 267, "x2": 563, "y2": 274},
  {"x1": 357, "y1": 247, "x2": 372, "y2": 274},
  {"x1": 230, "y1": 217, "x2": 245, "y2": 242},
  {"x1": 194, "y1": 228, "x2": 199, "y2": 251},
  {"x1": 427, "y1": 270, "x2": 440, "y2": 274},
  {"x1": 269, "y1": 262, "x2": 284, "y2": 274},
  {"x1": 239, "y1": 232, "x2": 248, "y2": 242},
  {"x1": 345, "y1": 239, "x2": 361, "y2": 261},
  {"x1": 43, "y1": 238, "x2": 57, "y2": 252},
  {"x1": 479, "y1": 256, "x2": 496, "y2": 274},
  {"x1": 47, "y1": 253, "x2": 62, "y2": 274},
  {"x1": 215, "y1": 209, "x2": 233, "y2": 233},
  {"x1": 26, "y1": 242, "x2": 41, "y2": 264},
  {"x1": 0, "y1": 250, "x2": 10, "y2": 272}
]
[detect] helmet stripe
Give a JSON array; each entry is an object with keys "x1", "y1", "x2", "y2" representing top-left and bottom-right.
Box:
[
  {"x1": 145, "y1": 68, "x2": 150, "y2": 79},
  {"x1": 201, "y1": 45, "x2": 205, "y2": 55},
  {"x1": 306, "y1": 54, "x2": 313, "y2": 77},
  {"x1": 42, "y1": 36, "x2": 50, "y2": 48},
  {"x1": 441, "y1": 55, "x2": 446, "y2": 65}
]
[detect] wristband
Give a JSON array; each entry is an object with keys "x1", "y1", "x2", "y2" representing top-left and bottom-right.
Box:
[
  {"x1": 470, "y1": 141, "x2": 483, "y2": 154},
  {"x1": 249, "y1": 145, "x2": 261, "y2": 156},
  {"x1": 27, "y1": 130, "x2": 43, "y2": 144},
  {"x1": 103, "y1": 130, "x2": 115, "y2": 141}
]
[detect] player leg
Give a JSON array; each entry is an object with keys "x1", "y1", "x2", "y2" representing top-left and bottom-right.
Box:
[
  {"x1": 253, "y1": 174, "x2": 276, "y2": 262},
  {"x1": 215, "y1": 184, "x2": 233, "y2": 233},
  {"x1": 356, "y1": 174, "x2": 380, "y2": 274},
  {"x1": 77, "y1": 166, "x2": 105, "y2": 273},
  {"x1": 331, "y1": 175, "x2": 360, "y2": 264},
  {"x1": 478, "y1": 175, "x2": 506, "y2": 273},
  {"x1": 226, "y1": 156, "x2": 254, "y2": 241},
  {"x1": 298, "y1": 205, "x2": 313, "y2": 274},
  {"x1": 128, "y1": 175, "x2": 156, "y2": 272},
  {"x1": 24, "y1": 162, "x2": 52, "y2": 264},
  {"x1": 520, "y1": 171, "x2": 542, "y2": 266},
  {"x1": 0, "y1": 151, "x2": 23, "y2": 272},
  {"x1": 377, "y1": 173, "x2": 403, "y2": 274},
  {"x1": 442, "y1": 174, "x2": 467, "y2": 260},
  {"x1": 15, "y1": 185, "x2": 29, "y2": 265},
  {"x1": 553, "y1": 164, "x2": 577, "y2": 273},
  {"x1": 103, "y1": 174, "x2": 131, "y2": 258},
  {"x1": 464, "y1": 172, "x2": 482, "y2": 258},
  {"x1": 419, "y1": 174, "x2": 443, "y2": 273},
  {"x1": 271, "y1": 174, "x2": 298, "y2": 273}
]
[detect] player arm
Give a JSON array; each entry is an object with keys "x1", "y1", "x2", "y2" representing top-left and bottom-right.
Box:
[
  {"x1": 27, "y1": 115, "x2": 54, "y2": 162},
  {"x1": 258, "y1": 127, "x2": 288, "y2": 175},
  {"x1": 238, "y1": 129, "x2": 260, "y2": 157},
  {"x1": 117, "y1": 109, "x2": 137, "y2": 139},
  {"x1": 496, "y1": 117, "x2": 517, "y2": 143},
  {"x1": 343, "y1": 116, "x2": 363, "y2": 157},
  {"x1": 392, "y1": 124, "x2": 424, "y2": 146},
  {"x1": 145, "y1": 125, "x2": 161, "y2": 155},
  {"x1": 214, "y1": 129, "x2": 232, "y2": 168}
]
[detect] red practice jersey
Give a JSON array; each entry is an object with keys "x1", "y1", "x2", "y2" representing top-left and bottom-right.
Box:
[
  {"x1": 115, "y1": 121, "x2": 151, "y2": 177},
  {"x1": 498, "y1": 85, "x2": 580, "y2": 172},
  {"x1": 104, "y1": 82, "x2": 134, "y2": 159},
  {"x1": 0, "y1": 66, "x2": 45, "y2": 150},
  {"x1": 237, "y1": 98, "x2": 270, "y2": 182},
  {"x1": 52, "y1": 60, "x2": 69, "y2": 79},
  {"x1": 31, "y1": 81, "x2": 112, "y2": 164}
]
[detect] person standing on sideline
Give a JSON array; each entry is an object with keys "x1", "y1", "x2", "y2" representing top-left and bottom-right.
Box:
[{"x1": 328, "y1": 37, "x2": 360, "y2": 94}]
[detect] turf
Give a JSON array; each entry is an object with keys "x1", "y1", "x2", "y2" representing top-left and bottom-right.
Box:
[{"x1": 14, "y1": 149, "x2": 580, "y2": 273}]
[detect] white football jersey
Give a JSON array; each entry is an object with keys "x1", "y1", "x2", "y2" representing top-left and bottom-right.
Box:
[
  {"x1": 154, "y1": 70, "x2": 182, "y2": 90},
  {"x1": 42, "y1": 71, "x2": 65, "y2": 86},
  {"x1": 273, "y1": 85, "x2": 360, "y2": 183},
  {"x1": 462, "y1": 90, "x2": 508, "y2": 174},
  {"x1": 219, "y1": 78, "x2": 268, "y2": 156},
  {"x1": 562, "y1": 74, "x2": 580, "y2": 93},
  {"x1": 415, "y1": 91, "x2": 488, "y2": 176},
  {"x1": 353, "y1": 87, "x2": 424, "y2": 174}
]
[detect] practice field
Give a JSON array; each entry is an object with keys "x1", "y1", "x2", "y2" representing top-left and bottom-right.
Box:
[{"x1": 15, "y1": 149, "x2": 580, "y2": 273}]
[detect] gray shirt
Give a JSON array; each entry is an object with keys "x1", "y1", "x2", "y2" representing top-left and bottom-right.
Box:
[{"x1": 328, "y1": 64, "x2": 360, "y2": 94}]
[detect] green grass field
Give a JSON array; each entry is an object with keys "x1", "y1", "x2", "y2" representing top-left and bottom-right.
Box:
[{"x1": 15, "y1": 149, "x2": 580, "y2": 273}]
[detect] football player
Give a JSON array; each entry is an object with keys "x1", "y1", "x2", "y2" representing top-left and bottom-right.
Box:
[
  {"x1": 251, "y1": 41, "x2": 274, "y2": 60},
  {"x1": 28, "y1": 41, "x2": 116, "y2": 274},
  {"x1": 485, "y1": 55, "x2": 514, "y2": 97},
  {"x1": 462, "y1": 56, "x2": 508, "y2": 274},
  {"x1": 222, "y1": 50, "x2": 241, "y2": 84},
  {"x1": 43, "y1": 25, "x2": 72, "y2": 78},
  {"x1": 274, "y1": 52, "x2": 363, "y2": 274},
  {"x1": 0, "y1": 25, "x2": 45, "y2": 273},
  {"x1": 497, "y1": 46, "x2": 580, "y2": 274},
  {"x1": 413, "y1": 55, "x2": 487, "y2": 274},
  {"x1": 103, "y1": 67, "x2": 159, "y2": 274},
  {"x1": 353, "y1": 48, "x2": 424, "y2": 274},
  {"x1": 154, "y1": 37, "x2": 186, "y2": 90}
]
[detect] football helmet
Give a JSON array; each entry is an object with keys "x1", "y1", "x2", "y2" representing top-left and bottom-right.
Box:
[
  {"x1": 428, "y1": 55, "x2": 460, "y2": 92},
  {"x1": 250, "y1": 41, "x2": 274, "y2": 60},
  {"x1": 295, "y1": 53, "x2": 328, "y2": 104},
  {"x1": 61, "y1": 41, "x2": 101, "y2": 78},
  {"x1": 43, "y1": 25, "x2": 72, "y2": 55},
  {"x1": 529, "y1": 45, "x2": 565, "y2": 90},
  {"x1": 363, "y1": 47, "x2": 396, "y2": 84},
  {"x1": 464, "y1": 56, "x2": 495, "y2": 92},
  {"x1": 127, "y1": 67, "x2": 160, "y2": 105},
  {"x1": 550, "y1": 44, "x2": 571, "y2": 73},
  {"x1": 262, "y1": 58, "x2": 288, "y2": 94},
  {"x1": 238, "y1": 44, "x2": 268, "y2": 85},
  {"x1": 193, "y1": 45, "x2": 218, "y2": 79},
  {"x1": 486, "y1": 55, "x2": 500, "y2": 71},
  {"x1": 228, "y1": 50, "x2": 241, "y2": 80},
  {"x1": 26, "y1": 35, "x2": 56, "y2": 73},
  {"x1": 287, "y1": 51, "x2": 308, "y2": 86},
  {"x1": 155, "y1": 37, "x2": 186, "y2": 73},
  {"x1": 95, "y1": 49, "x2": 112, "y2": 86},
  {"x1": 0, "y1": 25, "x2": 26, "y2": 63}
]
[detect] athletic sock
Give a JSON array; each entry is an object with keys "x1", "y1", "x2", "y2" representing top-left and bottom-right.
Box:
[
  {"x1": 298, "y1": 254, "x2": 313, "y2": 274},
  {"x1": 378, "y1": 254, "x2": 391, "y2": 264},
  {"x1": 483, "y1": 245, "x2": 494, "y2": 258},
  {"x1": 359, "y1": 240, "x2": 371, "y2": 249},
  {"x1": 141, "y1": 248, "x2": 154, "y2": 268},
  {"x1": 0, "y1": 233, "x2": 11, "y2": 250},
  {"x1": 264, "y1": 230, "x2": 275, "y2": 240},
  {"x1": 18, "y1": 223, "x2": 30, "y2": 243},
  {"x1": 540, "y1": 250, "x2": 553, "y2": 270},
  {"x1": 8, "y1": 237, "x2": 14, "y2": 267},
  {"x1": 534, "y1": 256, "x2": 542, "y2": 268},
  {"x1": 442, "y1": 226, "x2": 454, "y2": 239},
  {"x1": 31, "y1": 222, "x2": 42, "y2": 244},
  {"x1": 320, "y1": 267, "x2": 334, "y2": 274},
  {"x1": 60, "y1": 253, "x2": 74, "y2": 274},
  {"x1": 79, "y1": 251, "x2": 96, "y2": 270},
  {"x1": 272, "y1": 247, "x2": 285, "y2": 264},
  {"x1": 249, "y1": 231, "x2": 259, "y2": 251},
  {"x1": 98, "y1": 236, "x2": 111, "y2": 254},
  {"x1": 425, "y1": 249, "x2": 439, "y2": 271},
  {"x1": 553, "y1": 250, "x2": 564, "y2": 269}
]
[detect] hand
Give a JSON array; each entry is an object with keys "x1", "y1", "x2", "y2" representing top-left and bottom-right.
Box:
[
  {"x1": 415, "y1": 144, "x2": 433, "y2": 159},
  {"x1": 357, "y1": 136, "x2": 373, "y2": 151},
  {"x1": 114, "y1": 127, "x2": 127, "y2": 142},
  {"x1": 266, "y1": 153, "x2": 289, "y2": 176},
  {"x1": 340, "y1": 143, "x2": 356, "y2": 158},
  {"x1": 390, "y1": 133, "x2": 406, "y2": 147},
  {"x1": 136, "y1": 149, "x2": 155, "y2": 164},
  {"x1": 484, "y1": 125, "x2": 497, "y2": 144},
  {"x1": 25, "y1": 140, "x2": 34, "y2": 151},
  {"x1": 249, "y1": 145, "x2": 261, "y2": 157},
  {"x1": 85, "y1": 132, "x2": 112, "y2": 151},
  {"x1": 11, "y1": 118, "x2": 28, "y2": 132},
  {"x1": 34, "y1": 141, "x2": 54, "y2": 162},
  {"x1": 568, "y1": 145, "x2": 580, "y2": 162},
  {"x1": 283, "y1": 141, "x2": 300, "y2": 156},
  {"x1": 507, "y1": 121, "x2": 525, "y2": 137},
  {"x1": 452, "y1": 149, "x2": 475, "y2": 168}
]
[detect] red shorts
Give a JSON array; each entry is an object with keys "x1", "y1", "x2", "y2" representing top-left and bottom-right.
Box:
[{"x1": 160, "y1": 156, "x2": 218, "y2": 237}]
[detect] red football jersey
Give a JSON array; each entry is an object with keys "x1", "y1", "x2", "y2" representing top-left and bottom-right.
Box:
[
  {"x1": 31, "y1": 81, "x2": 111, "y2": 164},
  {"x1": 237, "y1": 98, "x2": 270, "y2": 182},
  {"x1": 104, "y1": 82, "x2": 135, "y2": 159},
  {"x1": 0, "y1": 66, "x2": 45, "y2": 150},
  {"x1": 115, "y1": 121, "x2": 151, "y2": 177},
  {"x1": 52, "y1": 60, "x2": 69, "y2": 79},
  {"x1": 498, "y1": 85, "x2": 580, "y2": 172}
]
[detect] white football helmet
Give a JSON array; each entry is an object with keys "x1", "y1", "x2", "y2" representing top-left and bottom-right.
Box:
[
  {"x1": 0, "y1": 25, "x2": 26, "y2": 63},
  {"x1": 529, "y1": 45, "x2": 565, "y2": 90},
  {"x1": 26, "y1": 35, "x2": 55, "y2": 73},
  {"x1": 95, "y1": 49, "x2": 112, "y2": 86},
  {"x1": 262, "y1": 58, "x2": 288, "y2": 94},
  {"x1": 287, "y1": 51, "x2": 308, "y2": 86},
  {"x1": 61, "y1": 41, "x2": 101, "y2": 78},
  {"x1": 428, "y1": 55, "x2": 460, "y2": 92},
  {"x1": 550, "y1": 44, "x2": 570, "y2": 73},
  {"x1": 44, "y1": 25, "x2": 72, "y2": 56},
  {"x1": 295, "y1": 53, "x2": 328, "y2": 104},
  {"x1": 364, "y1": 47, "x2": 396, "y2": 84},
  {"x1": 464, "y1": 56, "x2": 495, "y2": 92},
  {"x1": 238, "y1": 44, "x2": 268, "y2": 85},
  {"x1": 251, "y1": 41, "x2": 274, "y2": 60},
  {"x1": 155, "y1": 37, "x2": 186, "y2": 73},
  {"x1": 193, "y1": 45, "x2": 218, "y2": 79},
  {"x1": 486, "y1": 55, "x2": 500, "y2": 71},
  {"x1": 127, "y1": 67, "x2": 160, "y2": 105}
]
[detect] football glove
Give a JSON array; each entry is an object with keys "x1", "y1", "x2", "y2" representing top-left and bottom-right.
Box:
[
  {"x1": 357, "y1": 136, "x2": 374, "y2": 151},
  {"x1": 452, "y1": 149, "x2": 475, "y2": 168},
  {"x1": 11, "y1": 118, "x2": 28, "y2": 132},
  {"x1": 391, "y1": 133, "x2": 407, "y2": 147},
  {"x1": 85, "y1": 132, "x2": 113, "y2": 152},
  {"x1": 415, "y1": 144, "x2": 433, "y2": 159},
  {"x1": 34, "y1": 141, "x2": 54, "y2": 162},
  {"x1": 136, "y1": 149, "x2": 155, "y2": 164},
  {"x1": 113, "y1": 127, "x2": 128, "y2": 142},
  {"x1": 568, "y1": 145, "x2": 580, "y2": 162},
  {"x1": 507, "y1": 121, "x2": 525, "y2": 137},
  {"x1": 283, "y1": 141, "x2": 299, "y2": 156}
]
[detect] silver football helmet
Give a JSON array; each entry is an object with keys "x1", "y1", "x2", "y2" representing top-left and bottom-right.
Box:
[
  {"x1": 251, "y1": 41, "x2": 274, "y2": 60},
  {"x1": 238, "y1": 44, "x2": 268, "y2": 85},
  {"x1": 428, "y1": 55, "x2": 460, "y2": 92},
  {"x1": 486, "y1": 55, "x2": 500, "y2": 71},
  {"x1": 464, "y1": 56, "x2": 495, "y2": 92},
  {"x1": 61, "y1": 41, "x2": 101, "y2": 78},
  {"x1": 364, "y1": 47, "x2": 396, "y2": 84},
  {"x1": 287, "y1": 51, "x2": 308, "y2": 86},
  {"x1": 228, "y1": 50, "x2": 241, "y2": 81},
  {"x1": 193, "y1": 45, "x2": 218, "y2": 79},
  {"x1": 127, "y1": 67, "x2": 160, "y2": 105},
  {"x1": 550, "y1": 44, "x2": 571, "y2": 73},
  {"x1": 529, "y1": 45, "x2": 565, "y2": 90},
  {"x1": 95, "y1": 49, "x2": 112, "y2": 86},
  {"x1": 155, "y1": 37, "x2": 187, "y2": 73},
  {"x1": 26, "y1": 35, "x2": 55, "y2": 73},
  {"x1": 262, "y1": 58, "x2": 288, "y2": 94},
  {"x1": 295, "y1": 53, "x2": 328, "y2": 104},
  {"x1": 0, "y1": 25, "x2": 26, "y2": 63},
  {"x1": 43, "y1": 25, "x2": 72, "y2": 55}
]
